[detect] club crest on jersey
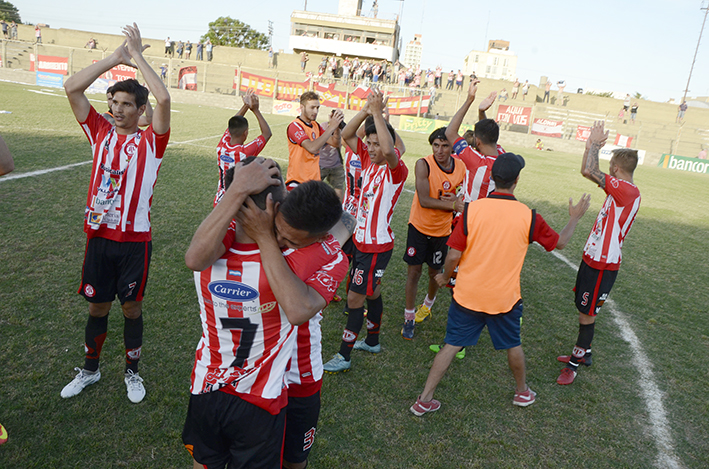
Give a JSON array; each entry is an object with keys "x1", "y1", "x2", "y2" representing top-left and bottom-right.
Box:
[
  {"x1": 220, "y1": 155, "x2": 234, "y2": 163},
  {"x1": 208, "y1": 281, "x2": 259, "y2": 302},
  {"x1": 443, "y1": 181, "x2": 451, "y2": 191},
  {"x1": 610, "y1": 177, "x2": 619, "y2": 189},
  {"x1": 124, "y1": 142, "x2": 138, "y2": 160}
]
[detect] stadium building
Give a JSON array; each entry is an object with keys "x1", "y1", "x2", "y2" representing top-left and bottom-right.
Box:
[{"x1": 463, "y1": 40, "x2": 518, "y2": 81}]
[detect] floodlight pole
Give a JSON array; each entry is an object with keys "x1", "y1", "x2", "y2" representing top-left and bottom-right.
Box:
[{"x1": 682, "y1": 3, "x2": 709, "y2": 103}]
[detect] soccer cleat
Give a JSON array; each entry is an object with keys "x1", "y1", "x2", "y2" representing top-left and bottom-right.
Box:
[
  {"x1": 429, "y1": 344, "x2": 466, "y2": 359},
  {"x1": 0, "y1": 423, "x2": 7, "y2": 445},
  {"x1": 332, "y1": 294, "x2": 343, "y2": 303},
  {"x1": 353, "y1": 340, "x2": 381, "y2": 354},
  {"x1": 414, "y1": 304, "x2": 432, "y2": 323},
  {"x1": 557, "y1": 354, "x2": 592, "y2": 367},
  {"x1": 410, "y1": 396, "x2": 441, "y2": 416},
  {"x1": 124, "y1": 370, "x2": 146, "y2": 403},
  {"x1": 323, "y1": 353, "x2": 351, "y2": 374},
  {"x1": 61, "y1": 367, "x2": 101, "y2": 398},
  {"x1": 556, "y1": 367, "x2": 578, "y2": 385},
  {"x1": 513, "y1": 387, "x2": 537, "y2": 407},
  {"x1": 401, "y1": 320, "x2": 415, "y2": 340}
]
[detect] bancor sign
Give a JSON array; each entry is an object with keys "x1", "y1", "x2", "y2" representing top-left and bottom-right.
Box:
[{"x1": 658, "y1": 154, "x2": 709, "y2": 175}]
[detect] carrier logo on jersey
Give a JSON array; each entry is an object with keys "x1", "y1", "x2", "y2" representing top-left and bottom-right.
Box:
[
  {"x1": 349, "y1": 160, "x2": 362, "y2": 169},
  {"x1": 84, "y1": 284, "x2": 95, "y2": 297},
  {"x1": 220, "y1": 155, "x2": 234, "y2": 163},
  {"x1": 407, "y1": 247, "x2": 416, "y2": 257},
  {"x1": 125, "y1": 142, "x2": 138, "y2": 160},
  {"x1": 208, "y1": 281, "x2": 259, "y2": 301}
]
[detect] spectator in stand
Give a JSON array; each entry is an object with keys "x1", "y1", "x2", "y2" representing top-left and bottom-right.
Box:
[
  {"x1": 196, "y1": 42, "x2": 203, "y2": 61},
  {"x1": 698, "y1": 147, "x2": 707, "y2": 159},
  {"x1": 544, "y1": 80, "x2": 552, "y2": 103},
  {"x1": 499, "y1": 88, "x2": 508, "y2": 102},
  {"x1": 35, "y1": 25, "x2": 42, "y2": 44},
  {"x1": 512, "y1": 79, "x2": 520, "y2": 99},
  {"x1": 630, "y1": 102, "x2": 638, "y2": 124},
  {"x1": 446, "y1": 71, "x2": 455, "y2": 91},
  {"x1": 165, "y1": 37, "x2": 171, "y2": 56},
  {"x1": 435, "y1": 66, "x2": 442, "y2": 88},
  {"x1": 301, "y1": 51, "x2": 309, "y2": 72},
  {"x1": 522, "y1": 80, "x2": 529, "y2": 100},
  {"x1": 176, "y1": 41, "x2": 184, "y2": 59},
  {"x1": 455, "y1": 70, "x2": 464, "y2": 91},
  {"x1": 185, "y1": 41, "x2": 192, "y2": 60},
  {"x1": 86, "y1": 38, "x2": 97, "y2": 50},
  {"x1": 623, "y1": 94, "x2": 631, "y2": 111},
  {"x1": 1, "y1": 20, "x2": 8, "y2": 39},
  {"x1": 206, "y1": 39, "x2": 213, "y2": 61},
  {"x1": 557, "y1": 80, "x2": 566, "y2": 105},
  {"x1": 160, "y1": 64, "x2": 167, "y2": 83},
  {"x1": 10, "y1": 21, "x2": 18, "y2": 40},
  {"x1": 268, "y1": 47, "x2": 273, "y2": 68},
  {"x1": 677, "y1": 101, "x2": 688, "y2": 123}
]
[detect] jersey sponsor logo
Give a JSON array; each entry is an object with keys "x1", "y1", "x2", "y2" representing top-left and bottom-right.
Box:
[
  {"x1": 208, "y1": 281, "x2": 260, "y2": 302},
  {"x1": 342, "y1": 329, "x2": 357, "y2": 342},
  {"x1": 99, "y1": 163, "x2": 125, "y2": 176},
  {"x1": 349, "y1": 160, "x2": 362, "y2": 169},
  {"x1": 84, "y1": 284, "x2": 95, "y2": 297},
  {"x1": 407, "y1": 247, "x2": 416, "y2": 257},
  {"x1": 220, "y1": 155, "x2": 235, "y2": 163}
]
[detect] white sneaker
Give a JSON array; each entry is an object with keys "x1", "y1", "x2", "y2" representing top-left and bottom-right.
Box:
[
  {"x1": 61, "y1": 367, "x2": 100, "y2": 398},
  {"x1": 124, "y1": 370, "x2": 146, "y2": 403}
]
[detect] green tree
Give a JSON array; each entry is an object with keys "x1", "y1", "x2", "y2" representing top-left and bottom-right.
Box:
[
  {"x1": 201, "y1": 17, "x2": 268, "y2": 50},
  {"x1": 0, "y1": 0, "x2": 21, "y2": 23}
]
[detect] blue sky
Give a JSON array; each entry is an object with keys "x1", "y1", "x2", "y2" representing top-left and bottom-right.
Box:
[{"x1": 12, "y1": 0, "x2": 709, "y2": 102}]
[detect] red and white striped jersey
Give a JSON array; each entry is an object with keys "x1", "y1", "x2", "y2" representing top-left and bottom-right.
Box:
[
  {"x1": 582, "y1": 176, "x2": 641, "y2": 271},
  {"x1": 342, "y1": 144, "x2": 363, "y2": 217},
  {"x1": 190, "y1": 234, "x2": 347, "y2": 414},
  {"x1": 213, "y1": 130, "x2": 266, "y2": 205},
  {"x1": 79, "y1": 106, "x2": 170, "y2": 242},
  {"x1": 353, "y1": 138, "x2": 408, "y2": 253},
  {"x1": 452, "y1": 138, "x2": 505, "y2": 202}
]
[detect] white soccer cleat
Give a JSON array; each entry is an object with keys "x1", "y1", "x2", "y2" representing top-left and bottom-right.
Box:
[
  {"x1": 61, "y1": 367, "x2": 101, "y2": 398},
  {"x1": 124, "y1": 370, "x2": 146, "y2": 403}
]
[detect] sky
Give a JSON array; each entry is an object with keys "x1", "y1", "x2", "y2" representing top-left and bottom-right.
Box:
[{"x1": 9, "y1": 0, "x2": 709, "y2": 102}]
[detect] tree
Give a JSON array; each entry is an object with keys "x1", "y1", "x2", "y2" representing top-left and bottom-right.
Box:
[
  {"x1": 0, "y1": 0, "x2": 22, "y2": 23},
  {"x1": 201, "y1": 17, "x2": 268, "y2": 50},
  {"x1": 633, "y1": 92, "x2": 644, "y2": 100}
]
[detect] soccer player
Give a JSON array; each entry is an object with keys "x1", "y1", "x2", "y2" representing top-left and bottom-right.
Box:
[
  {"x1": 183, "y1": 158, "x2": 348, "y2": 469},
  {"x1": 557, "y1": 121, "x2": 641, "y2": 385},
  {"x1": 214, "y1": 89, "x2": 272, "y2": 205},
  {"x1": 410, "y1": 153, "x2": 591, "y2": 415},
  {"x1": 323, "y1": 90, "x2": 409, "y2": 373},
  {"x1": 60, "y1": 23, "x2": 170, "y2": 404},
  {"x1": 103, "y1": 84, "x2": 152, "y2": 127},
  {"x1": 285, "y1": 91, "x2": 344, "y2": 190},
  {"x1": 401, "y1": 127, "x2": 465, "y2": 339}
]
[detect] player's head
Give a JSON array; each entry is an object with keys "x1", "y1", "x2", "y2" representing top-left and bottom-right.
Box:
[
  {"x1": 462, "y1": 129, "x2": 475, "y2": 147},
  {"x1": 106, "y1": 85, "x2": 114, "y2": 111},
  {"x1": 610, "y1": 148, "x2": 638, "y2": 177},
  {"x1": 428, "y1": 127, "x2": 451, "y2": 164},
  {"x1": 299, "y1": 91, "x2": 321, "y2": 122},
  {"x1": 491, "y1": 152, "x2": 525, "y2": 190},
  {"x1": 365, "y1": 120, "x2": 396, "y2": 165},
  {"x1": 224, "y1": 156, "x2": 286, "y2": 210},
  {"x1": 228, "y1": 115, "x2": 249, "y2": 143},
  {"x1": 275, "y1": 181, "x2": 342, "y2": 249},
  {"x1": 109, "y1": 79, "x2": 149, "y2": 130},
  {"x1": 473, "y1": 119, "x2": 499, "y2": 148}
]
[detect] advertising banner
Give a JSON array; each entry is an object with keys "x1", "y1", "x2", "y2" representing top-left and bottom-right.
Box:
[
  {"x1": 314, "y1": 82, "x2": 347, "y2": 109},
  {"x1": 496, "y1": 105, "x2": 532, "y2": 126},
  {"x1": 178, "y1": 66, "x2": 197, "y2": 91},
  {"x1": 272, "y1": 99, "x2": 301, "y2": 117},
  {"x1": 531, "y1": 118, "x2": 563, "y2": 138},
  {"x1": 30, "y1": 54, "x2": 69, "y2": 75},
  {"x1": 276, "y1": 78, "x2": 311, "y2": 101},
  {"x1": 237, "y1": 71, "x2": 275, "y2": 97},
  {"x1": 614, "y1": 134, "x2": 633, "y2": 148},
  {"x1": 398, "y1": 116, "x2": 437, "y2": 134},
  {"x1": 657, "y1": 154, "x2": 709, "y2": 175},
  {"x1": 99, "y1": 64, "x2": 136, "y2": 81},
  {"x1": 576, "y1": 125, "x2": 591, "y2": 141},
  {"x1": 599, "y1": 144, "x2": 646, "y2": 165},
  {"x1": 36, "y1": 71, "x2": 64, "y2": 88}
]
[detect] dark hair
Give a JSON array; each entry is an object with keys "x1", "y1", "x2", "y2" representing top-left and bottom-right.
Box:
[
  {"x1": 224, "y1": 157, "x2": 285, "y2": 209},
  {"x1": 428, "y1": 127, "x2": 448, "y2": 145},
  {"x1": 492, "y1": 175, "x2": 515, "y2": 189},
  {"x1": 228, "y1": 115, "x2": 249, "y2": 137},
  {"x1": 280, "y1": 181, "x2": 342, "y2": 236},
  {"x1": 474, "y1": 118, "x2": 499, "y2": 146},
  {"x1": 364, "y1": 121, "x2": 396, "y2": 144},
  {"x1": 110, "y1": 79, "x2": 149, "y2": 108},
  {"x1": 300, "y1": 91, "x2": 320, "y2": 105},
  {"x1": 106, "y1": 85, "x2": 114, "y2": 96}
]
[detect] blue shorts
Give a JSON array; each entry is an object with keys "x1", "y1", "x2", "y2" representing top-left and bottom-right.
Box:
[{"x1": 444, "y1": 299, "x2": 523, "y2": 350}]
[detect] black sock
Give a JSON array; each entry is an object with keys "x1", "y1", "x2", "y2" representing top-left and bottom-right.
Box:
[
  {"x1": 364, "y1": 296, "x2": 383, "y2": 346},
  {"x1": 84, "y1": 314, "x2": 108, "y2": 372},
  {"x1": 569, "y1": 323, "x2": 594, "y2": 368},
  {"x1": 339, "y1": 306, "x2": 365, "y2": 360},
  {"x1": 124, "y1": 314, "x2": 143, "y2": 373}
]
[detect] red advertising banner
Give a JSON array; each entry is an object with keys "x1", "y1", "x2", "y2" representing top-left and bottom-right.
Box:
[
  {"x1": 91, "y1": 61, "x2": 137, "y2": 81},
  {"x1": 276, "y1": 78, "x2": 311, "y2": 101},
  {"x1": 314, "y1": 82, "x2": 346, "y2": 109},
  {"x1": 237, "y1": 71, "x2": 275, "y2": 97},
  {"x1": 30, "y1": 54, "x2": 69, "y2": 75},
  {"x1": 178, "y1": 66, "x2": 197, "y2": 91},
  {"x1": 576, "y1": 125, "x2": 591, "y2": 141},
  {"x1": 614, "y1": 134, "x2": 633, "y2": 148},
  {"x1": 531, "y1": 118, "x2": 563, "y2": 138},
  {"x1": 496, "y1": 105, "x2": 532, "y2": 126}
]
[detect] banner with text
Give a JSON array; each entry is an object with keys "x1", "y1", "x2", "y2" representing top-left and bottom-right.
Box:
[
  {"x1": 600, "y1": 144, "x2": 646, "y2": 165},
  {"x1": 178, "y1": 66, "x2": 197, "y2": 91},
  {"x1": 30, "y1": 54, "x2": 69, "y2": 75},
  {"x1": 36, "y1": 71, "x2": 63, "y2": 88},
  {"x1": 531, "y1": 118, "x2": 563, "y2": 138},
  {"x1": 576, "y1": 125, "x2": 591, "y2": 141},
  {"x1": 237, "y1": 71, "x2": 275, "y2": 97},
  {"x1": 496, "y1": 105, "x2": 532, "y2": 126},
  {"x1": 657, "y1": 154, "x2": 709, "y2": 175},
  {"x1": 276, "y1": 78, "x2": 311, "y2": 101},
  {"x1": 314, "y1": 82, "x2": 347, "y2": 109},
  {"x1": 271, "y1": 99, "x2": 301, "y2": 117},
  {"x1": 399, "y1": 116, "x2": 472, "y2": 135}
]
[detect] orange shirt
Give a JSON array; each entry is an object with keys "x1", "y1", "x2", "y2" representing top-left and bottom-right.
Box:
[
  {"x1": 408, "y1": 154, "x2": 465, "y2": 237},
  {"x1": 286, "y1": 118, "x2": 323, "y2": 184}
]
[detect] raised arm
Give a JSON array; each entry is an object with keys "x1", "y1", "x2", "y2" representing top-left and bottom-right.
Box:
[
  {"x1": 185, "y1": 158, "x2": 281, "y2": 271},
  {"x1": 122, "y1": 23, "x2": 170, "y2": 135},
  {"x1": 383, "y1": 97, "x2": 406, "y2": 155},
  {"x1": 445, "y1": 79, "x2": 480, "y2": 144},
  {"x1": 0, "y1": 134, "x2": 15, "y2": 176},
  {"x1": 478, "y1": 91, "x2": 497, "y2": 121},
  {"x1": 368, "y1": 90, "x2": 398, "y2": 169},
  {"x1": 138, "y1": 98, "x2": 153, "y2": 127},
  {"x1": 300, "y1": 110, "x2": 344, "y2": 155},
  {"x1": 581, "y1": 120, "x2": 609, "y2": 188},
  {"x1": 248, "y1": 92, "x2": 272, "y2": 143},
  {"x1": 556, "y1": 193, "x2": 591, "y2": 249}
]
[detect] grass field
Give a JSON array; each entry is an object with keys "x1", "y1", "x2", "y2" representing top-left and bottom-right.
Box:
[{"x1": 0, "y1": 79, "x2": 708, "y2": 469}]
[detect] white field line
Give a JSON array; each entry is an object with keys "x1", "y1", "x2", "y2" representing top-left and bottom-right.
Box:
[
  {"x1": 546, "y1": 248, "x2": 682, "y2": 469},
  {"x1": 0, "y1": 160, "x2": 91, "y2": 181}
]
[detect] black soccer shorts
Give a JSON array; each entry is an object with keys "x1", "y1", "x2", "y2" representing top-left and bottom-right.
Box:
[
  {"x1": 574, "y1": 261, "x2": 618, "y2": 316},
  {"x1": 402, "y1": 223, "x2": 449, "y2": 270}
]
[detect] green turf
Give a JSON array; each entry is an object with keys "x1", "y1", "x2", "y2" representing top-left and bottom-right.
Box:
[{"x1": 0, "y1": 80, "x2": 707, "y2": 468}]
